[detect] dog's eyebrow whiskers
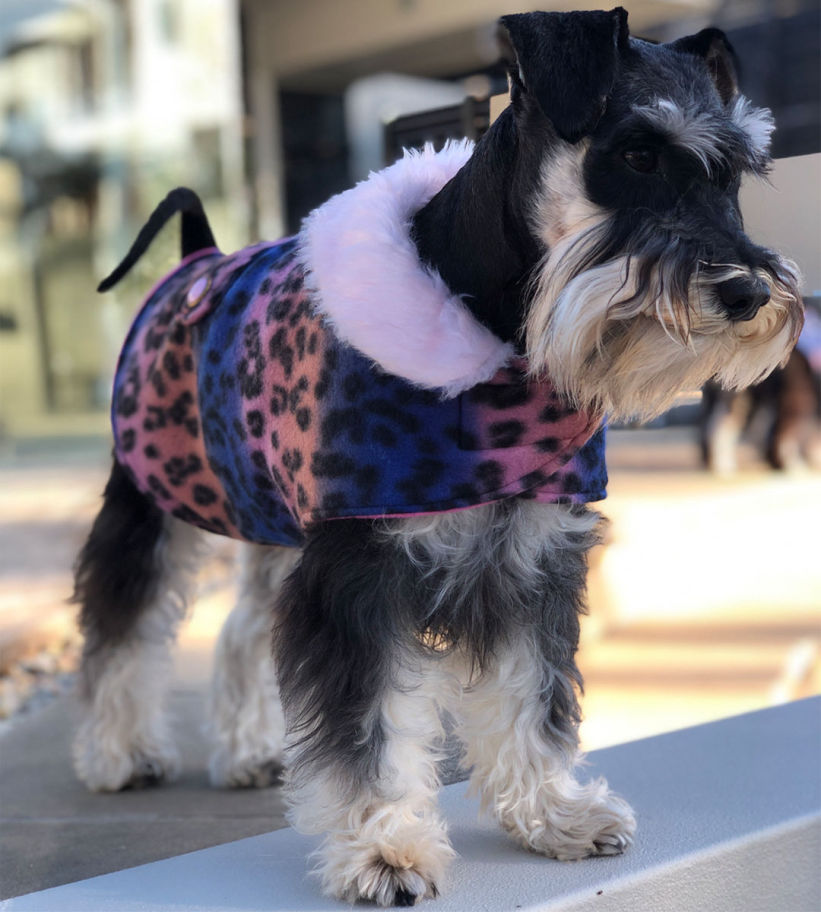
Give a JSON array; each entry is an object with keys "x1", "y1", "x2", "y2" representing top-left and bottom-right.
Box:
[
  {"x1": 632, "y1": 100, "x2": 773, "y2": 182},
  {"x1": 634, "y1": 101, "x2": 729, "y2": 176}
]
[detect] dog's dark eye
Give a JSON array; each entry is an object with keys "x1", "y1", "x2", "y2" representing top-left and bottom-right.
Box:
[{"x1": 623, "y1": 148, "x2": 658, "y2": 173}]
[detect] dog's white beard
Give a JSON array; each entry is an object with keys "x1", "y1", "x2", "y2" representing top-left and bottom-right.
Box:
[{"x1": 526, "y1": 231, "x2": 802, "y2": 422}]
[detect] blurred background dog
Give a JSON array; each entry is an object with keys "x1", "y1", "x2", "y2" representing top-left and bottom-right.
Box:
[{"x1": 700, "y1": 296, "x2": 821, "y2": 474}]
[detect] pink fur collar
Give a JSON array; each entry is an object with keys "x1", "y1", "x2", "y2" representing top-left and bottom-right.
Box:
[{"x1": 297, "y1": 140, "x2": 514, "y2": 398}]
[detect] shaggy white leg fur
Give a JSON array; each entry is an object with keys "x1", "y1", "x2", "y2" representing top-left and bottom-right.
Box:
[
  {"x1": 456, "y1": 635, "x2": 636, "y2": 861},
  {"x1": 208, "y1": 543, "x2": 299, "y2": 787},
  {"x1": 73, "y1": 518, "x2": 202, "y2": 791},
  {"x1": 288, "y1": 654, "x2": 456, "y2": 906}
]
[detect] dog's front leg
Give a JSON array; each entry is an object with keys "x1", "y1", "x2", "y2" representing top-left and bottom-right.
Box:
[
  {"x1": 291, "y1": 654, "x2": 454, "y2": 907},
  {"x1": 274, "y1": 521, "x2": 455, "y2": 907},
  {"x1": 458, "y1": 625, "x2": 636, "y2": 862}
]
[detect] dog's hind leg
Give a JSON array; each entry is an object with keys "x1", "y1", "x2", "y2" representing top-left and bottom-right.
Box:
[
  {"x1": 274, "y1": 521, "x2": 455, "y2": 907},
  {"x1": 453, "y1": 504, "x2": 636, "y2": 861},
  {"x1": 72, "y1": 461, "x2": 203, "y2": 791},
  {"x1": 208, "y1": 543, "x2": 299, "y2": 788}
]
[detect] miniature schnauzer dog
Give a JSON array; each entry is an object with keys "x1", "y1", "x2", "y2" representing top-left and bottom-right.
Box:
[{"x1": 72, "y1": 8, "x2": 802, "y2": 907}]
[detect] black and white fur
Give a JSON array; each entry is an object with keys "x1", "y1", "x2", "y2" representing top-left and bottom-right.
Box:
[{"x1": 73, "y1": 9, "x2": 802, "y2": 907}]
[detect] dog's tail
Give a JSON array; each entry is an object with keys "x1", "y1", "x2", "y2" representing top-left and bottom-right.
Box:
[{"x1": 97, "y1": 187, "x2": 217, "y2": 292}]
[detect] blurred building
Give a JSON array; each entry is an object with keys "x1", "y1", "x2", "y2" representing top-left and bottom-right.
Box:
[
  {"x1": 0, "y1": 0, "x2": 244, "y2": 438},
  {"x1": 0, "y1": 0, "x2": 818, "y2": 443}
]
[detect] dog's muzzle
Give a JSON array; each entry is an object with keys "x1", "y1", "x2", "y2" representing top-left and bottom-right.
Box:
[{"x1": 718, "y1": 275, "x2": 771, "y2": 322}]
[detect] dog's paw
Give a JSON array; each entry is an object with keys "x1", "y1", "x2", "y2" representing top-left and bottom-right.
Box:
[
  {"x1": 502, "y1": 779, "x2": 636, "y2": 862},
  {"x1": 73, "y1": 741, "x2": 180, "y2": 792},
  {"x1": 315, "y1": 820, "x2": 454, "y2": 907},
  {"x1": 118, "y1": 752, "x2": 178, "y2": 790},
  {"x1": 344, "y1": 855, "x2": 438, "y2": 907},
  {"x1": 589, "y1": 825, "x2": 633, "y2": 857},
  {"x1": 563, "y1": 793, "x2": 636, "y2": 859},
  {"x1": 210, "y1": 754, "x2": 284, "y2": 789},
  {"x1": 207, "y1": 693, "x2": 286, "y2": 789},
  {"x1": 73, "y1": 719, "x2": 180, "y2": 792}
]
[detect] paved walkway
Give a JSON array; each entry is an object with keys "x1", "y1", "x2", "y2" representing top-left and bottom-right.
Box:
[
  {"x1": 1, "y1": 429, "x2": 819, "y2": 900},
  {"x1": 580, "y1": 429, "x2": 821, "y2": 747}
]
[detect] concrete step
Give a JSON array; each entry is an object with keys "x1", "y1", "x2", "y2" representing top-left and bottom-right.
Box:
[{"x1": 6, "y1": 699, "x2": 819, "y2": 912}]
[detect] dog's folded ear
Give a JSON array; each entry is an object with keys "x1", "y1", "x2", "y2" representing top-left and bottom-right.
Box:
[
  {"x1": 497, "y1": 7, "x2": 629, "y2": 144},
  {"x1": 669, "y1": 28, "x2": 740, "y2": 105}
]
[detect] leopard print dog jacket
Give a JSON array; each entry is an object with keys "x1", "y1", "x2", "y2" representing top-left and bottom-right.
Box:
[{"x1": 111, "y1": 143, "x2": 607, "y2": 547}]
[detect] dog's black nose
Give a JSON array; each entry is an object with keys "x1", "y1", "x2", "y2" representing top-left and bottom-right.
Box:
[{"x1": 718, "y1": 276, "x2": 771, "y2": 322}]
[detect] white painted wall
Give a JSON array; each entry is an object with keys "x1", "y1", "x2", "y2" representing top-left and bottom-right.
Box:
[
  {"x1": 740, "y1": 153, "x2": 821, "y2": 295},
  {"x1": 346, "y1": 74, "x2": 466, "y2": 181}
]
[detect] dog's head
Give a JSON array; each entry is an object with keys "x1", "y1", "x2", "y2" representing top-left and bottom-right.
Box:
[{"x1": 498, "y1": 8, "x2": 802, "y2": 421}]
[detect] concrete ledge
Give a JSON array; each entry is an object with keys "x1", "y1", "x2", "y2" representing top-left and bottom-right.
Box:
[{"x1": 4, "y1": 698, "x2": 819, "y2": 912}]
